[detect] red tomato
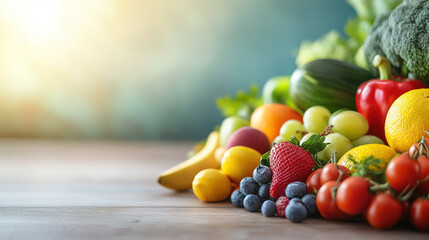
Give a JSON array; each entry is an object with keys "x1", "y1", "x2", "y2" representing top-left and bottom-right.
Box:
[
  {"x1": 410, "y1": 198, "x2": 429, "y2": 231},
  {"x1": 316, "y1": 181, "x2": 352, "y2": 221},
  {"x1": 399, "y1": 200, "x2": 410, "y2": 223},
  {"x1": 306, "y1": 169, "x2": 322, "y2": 194},
  {"x1": 336, "y1": 177, "x2": 372, "y2": 215},
  {"x1": 417, "y1": 155, "x2": 429, "y2": 195},
  {"x1": 386, "y1": 153, "x2": 420, "y2": 194},
  {"x1": 409, "y1": 138, "x2": 429, "y2": 158},
  {"x1": 365, "y1": 193, "x2": 402, "y2": 229},
  {"x1": 320, "y1": 163, "x2": 350, "y2": 185}
]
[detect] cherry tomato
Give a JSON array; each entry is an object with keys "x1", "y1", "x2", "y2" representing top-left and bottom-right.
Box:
[
  {"x1": 386, "y1": 153, "x2": 420, "y2": 194},
  {"x1": 417, "y1": 155, "x2": 429, "y2": 195},
  {"x1": 316, "y1": 181, "x2": 352, "y2": 221},
  {"x1": 336, "y1": 176, "x2": 372, "y2": 215},
  {"x1": 409, "y1": 138, "x2": 429, "y2": 158},
  {"x1": 320, "y1": 163, "x2": 350, "y2": 185},
  {"x1": 306, "y1": 169, "x2": 322, "y2": 194},
  {"x1": 410, "y1": 198, "x2": 429, "y2": 231},
  {"x1": 365, "y1": 193, "x2": 402, "y2": 229},
  {"x1": 399, "y1": 200, "x2": 410, "y2": 223}
]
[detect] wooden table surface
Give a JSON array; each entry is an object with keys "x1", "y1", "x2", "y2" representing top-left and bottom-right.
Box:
[{"x1": 0, "y1": 140, "x2": 426, "y2": 240}]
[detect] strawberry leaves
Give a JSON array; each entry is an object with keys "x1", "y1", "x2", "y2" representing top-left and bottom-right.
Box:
[
  {"x1": 289, "y1": 134, "x2": 329, "y2": 155},
  {"x1": 260, "y1": 151, "x2": 270, "y2": 167},
  {"x1": 289, "y1": 134, "x2": 329, "y2": 169},
  {"x1": 301, "y1": 135, "x2": 329, "y2": 155}
]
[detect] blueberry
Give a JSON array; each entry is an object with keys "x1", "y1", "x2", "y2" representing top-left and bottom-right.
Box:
[
  {"x1": 243, "y1": 194, "x2": 262, "y2": 212},
  {"x1": 253, "y1": 165, "x2": 272, "y2": 184},
  {"x1": 240, "y1": 177, "x2": 259, "y2": 196},
  {"x1": 301, "y1": 194, "x2": 318, "y2": 216},
  {"x1": 285, "y1": 202, "x2": 308, "y2": 223},
  {"x1": 261, "y1": 200, "x2": 276, "y2": 217},
  {"x1": 285, "y1": 181, "x2": 308, "y2": 199},
  {"x1": 289, "y1": 198, "x2": 303, "y2": 205},
  {"x1": 231, "y1": 190, "x2": 245, "y2": 207},
  {"x1": 258, "y1": 184, "x2": 270, "y2": 200}
]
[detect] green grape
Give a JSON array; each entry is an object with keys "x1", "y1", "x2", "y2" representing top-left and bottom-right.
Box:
[
  {"x1": 273, "y1": 135, "x2": 288, "y2": 145},
  {"x1": 303, "y1": 106, "x2": 331, "y2": 133},
  {"x1": 328, "y1": 108, "x2": 349, "y2": 125},
  {"x1": 322, "y1": 133, "x2": 354, "y2": 160},
  {"x1": 352, "y1": 135, "x2": 384, "y2": 147},
  {"x1": 330, "y1": 111, "x2": 369, "y2": 140},
  {"x1": 315, "y1": 151, "x2": 330, "y2": 166},
  {"x1": 279, "y1": 120, "x2": 307, "y2": 141}
]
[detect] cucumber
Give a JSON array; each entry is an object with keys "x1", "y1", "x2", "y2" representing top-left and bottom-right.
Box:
[{"x1": 289, "y1": 59, "x2": 375, "y2": 113}]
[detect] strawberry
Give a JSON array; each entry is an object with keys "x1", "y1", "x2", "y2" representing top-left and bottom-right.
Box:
[{"x1": 269, "y1": 141, "x2": 315, "y2": 199}]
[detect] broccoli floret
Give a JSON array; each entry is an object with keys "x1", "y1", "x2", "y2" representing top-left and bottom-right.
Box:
[{"x1": 364, "y1": 0, "x2": 429, "y2": 83}]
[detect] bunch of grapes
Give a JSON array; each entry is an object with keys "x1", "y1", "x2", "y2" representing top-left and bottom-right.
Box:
[{"x1": 273, "y1": 106, "x2": 382, "y2": 164}]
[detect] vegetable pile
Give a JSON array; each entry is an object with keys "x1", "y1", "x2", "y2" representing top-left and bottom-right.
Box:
[
  {"x1": 364, "y1": 0, "x2": 429, "y2": 83},
  {"x1": 158, "y1": 0, "x2": 429, "y2": 232}
]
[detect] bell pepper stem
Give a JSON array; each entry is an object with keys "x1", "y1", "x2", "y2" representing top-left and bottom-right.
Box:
[{"x1": 373, "y1": 55, "x2": 393, "y2": 80}]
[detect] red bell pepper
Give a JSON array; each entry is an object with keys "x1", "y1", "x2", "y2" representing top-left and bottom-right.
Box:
[{"x1": 356, "y1": 55, "x2": 426, "y2": 143}]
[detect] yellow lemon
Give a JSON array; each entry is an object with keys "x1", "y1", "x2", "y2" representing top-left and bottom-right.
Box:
[
  {"x1": 221, "y1": 146, "x2": 261, "y2": 184},
  {"x1": 338, "y1": 144, "x2": 397, "y2": 173},
  {"x1": 385, "y1": 88, "x2": 429, "y2": 153},
  {"x1": 192, "y1": 169, "x2": 232, "y2": 202}
]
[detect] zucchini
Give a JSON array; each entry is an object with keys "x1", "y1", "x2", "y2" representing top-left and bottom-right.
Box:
[{"x1": 289, "y1": 59, "x2": 375, "y2": 113}]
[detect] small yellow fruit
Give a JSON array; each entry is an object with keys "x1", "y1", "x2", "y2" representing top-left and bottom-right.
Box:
[
  {"x1": 338, "y1": 144, "x2": 397, "y2": 173},
  {"x1": 221, "y1": 146, "x2": 261, "y2": 184},
  {"x1": 385, "y1": 88, "x2": 429, "y2": 153},
  {"x1": 214, "y1": 147, "x2": 226, "y2": 164},
  {"x1": 192, "y1": 169, "x2": 232, "y2": 202}
]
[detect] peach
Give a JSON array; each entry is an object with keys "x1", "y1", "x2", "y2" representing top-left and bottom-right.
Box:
[{"x1": 226, "y1": 127, "x2": 270, "y2": 155}]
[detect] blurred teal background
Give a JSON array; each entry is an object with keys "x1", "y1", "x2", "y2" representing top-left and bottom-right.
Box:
[{"x1": 0, "y1": 0, "x2": 355, "y2": 140}]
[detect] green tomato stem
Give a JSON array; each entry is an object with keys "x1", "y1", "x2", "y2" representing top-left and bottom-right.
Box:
[{"x1": 368, "y1": 182, "x2": 389, "y2": 193}]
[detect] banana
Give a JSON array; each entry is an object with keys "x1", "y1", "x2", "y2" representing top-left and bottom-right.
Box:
[{"x1": 158, "y1": 131, "x2": 221, "y2": 191}]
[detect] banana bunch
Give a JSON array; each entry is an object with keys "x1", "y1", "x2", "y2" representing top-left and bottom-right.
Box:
[{"x1": 158, "y1": 131, "x2": 220, "y2": 191}]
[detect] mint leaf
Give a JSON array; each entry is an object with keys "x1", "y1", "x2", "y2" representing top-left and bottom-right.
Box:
[
  {"x1": 260, "y1": 151, "x2": 270, "y2": 167},
  {"x1": 301, "y1": 134, "x2": 329, "y2": 155}
]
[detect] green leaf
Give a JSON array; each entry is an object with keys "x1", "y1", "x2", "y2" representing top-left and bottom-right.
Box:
[
  {"x1": 300, "y1": 134, "x2": 329, "y2": 156},
  {"x1": 216, "y1": 85, "x2": 263, "y2": 119},
  {"x1": 260, "y1": 151, "x2": 270, "y2": 168},
  {"x1": 350, "y1": 155, "x2": 387, "y2": 183},
  {"x1": 288, "y1": 135, "x2": 300, "y2": 146}
]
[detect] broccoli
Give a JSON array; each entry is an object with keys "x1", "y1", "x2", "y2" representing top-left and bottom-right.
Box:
[{"x1": 363, "y1": 0, "x2": 429, "y2": 83}]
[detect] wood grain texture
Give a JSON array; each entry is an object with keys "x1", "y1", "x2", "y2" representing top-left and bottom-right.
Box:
[{"x1": 0, "y1": 140, "x2": 426, "y2": 239}]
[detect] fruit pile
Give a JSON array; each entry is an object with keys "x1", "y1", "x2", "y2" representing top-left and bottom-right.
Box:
[{"x1": 158, "y1": 86, "x2": 429, "y2": 231}]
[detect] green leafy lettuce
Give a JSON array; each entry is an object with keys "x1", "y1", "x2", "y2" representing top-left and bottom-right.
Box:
[
  {"x1": 216, "y1": 85, "x2": 263, "y2": 120},
  {"x1": 295, "y1": 0, "x2": 403, "y2": 69}
]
